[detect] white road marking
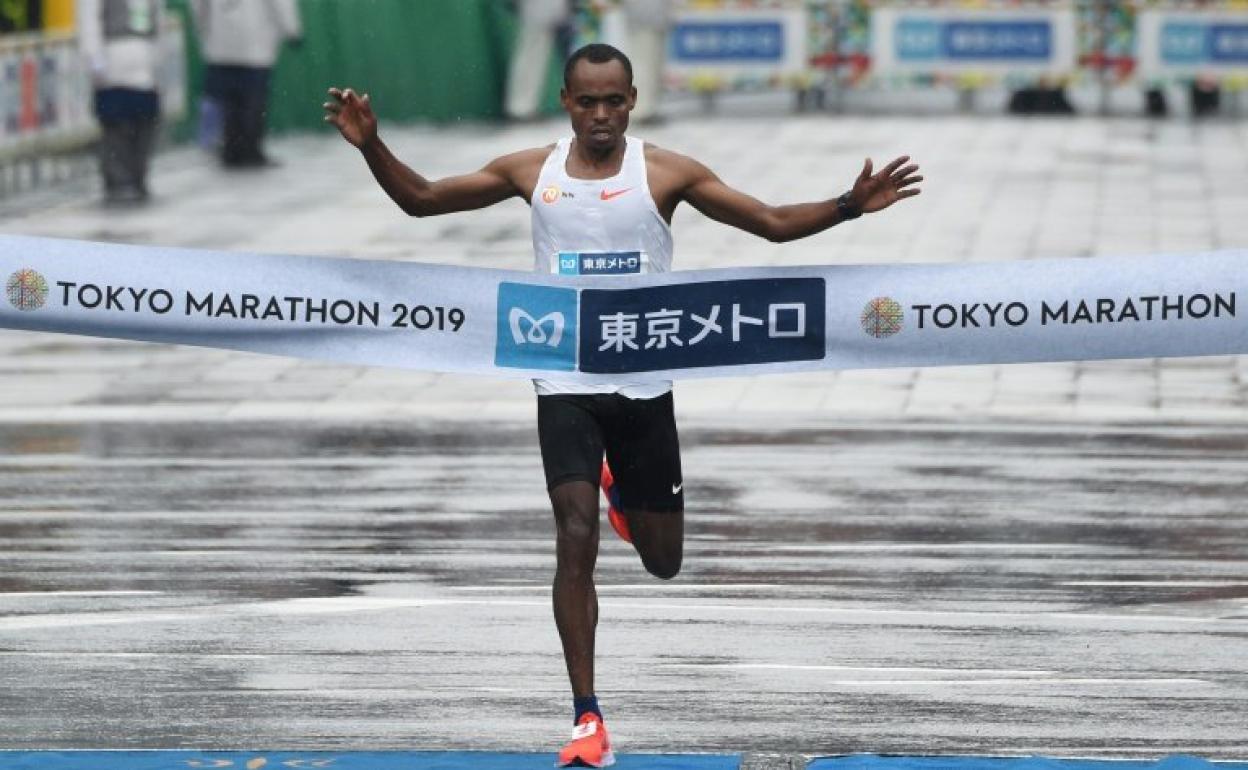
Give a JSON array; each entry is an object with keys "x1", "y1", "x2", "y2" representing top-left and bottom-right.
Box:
[
  {"x1": 697, "y1": 678, "x2": 1212, "y2": 688},
  {"x1": 0, "y1": 651, "x2": 268, "y2": 659},
  {"x1": 773, "y1": 543, "x2": 1115, "y2": 553},
  {"x1": 450, "y1": 583, "x2": 783, "y2": 592},
  {"x1": 695, "y1": 664, "x2": 1062, "y2": 675},
  {"x1": 3, "y1": 594, "x2": 1244, "y2": 632},
  {"x1": 0, "y1": 590, "x2": 162, "y2": 597},
  {"x1": 668, "y1": 663, "x2": 1210, "y2": 686},
  {"x1": 1061, "y1": 580, "x2": 1248, "y2": 587}
]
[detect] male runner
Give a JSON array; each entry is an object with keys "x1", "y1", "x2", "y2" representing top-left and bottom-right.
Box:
[{"x1": 325, "y1": 43, "x2": 921, "y2": 767}]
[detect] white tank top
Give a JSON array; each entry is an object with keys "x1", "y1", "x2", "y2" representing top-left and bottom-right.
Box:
[{"x1": 530, "y1": 135, "x2": 674, "y2": 398}]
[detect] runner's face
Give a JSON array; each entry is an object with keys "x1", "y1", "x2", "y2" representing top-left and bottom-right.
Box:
[{"x1": 561, "y1": 60, "x2": 635, "y2": 153}]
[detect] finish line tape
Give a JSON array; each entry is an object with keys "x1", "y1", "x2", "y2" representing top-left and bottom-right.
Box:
[{"x1": 1, "y1": 235, "x2": 1243, "y2": 382}]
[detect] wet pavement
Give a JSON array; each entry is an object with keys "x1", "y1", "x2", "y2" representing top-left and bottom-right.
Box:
[{"x1": 1, "y1": 419, "x2": 1244, "y2": 757}]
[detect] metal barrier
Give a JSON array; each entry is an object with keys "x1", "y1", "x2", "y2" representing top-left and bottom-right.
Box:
[
  {"x1": 0, "y1": 30, "x2": 92, "y2": 155},
  {"x1": 0, "y1": 16, "x2": 185, "y2": 200}
]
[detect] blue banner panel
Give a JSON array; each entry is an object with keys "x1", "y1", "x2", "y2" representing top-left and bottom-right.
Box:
[
  {"x1": 809, "y1": 754, "x2": 1248, "y2": 770},
  {"x1": 1157, "y1": 21, "x2": 1248, "y2": 65},
  {"x1": 1210, "y1": 24, "x2": 1248, "y2": 63},
  {"x1": 494, "y1": 282, "x2": 579, "y2": 372},
  {"x1": 0, "y1": 751, "x2": 740, "y2": 770},
  {"x1": 1161, "y1": 22, "x2": 1207, "y2": 63},
  {"x1": 671, "y1": 21, "x2": 786, "y2": 62},
  {"x1": 894, "y1": 18, "x2": 1056, "y2": 63},
  {"x1": 943, "y1": 21, "x2": 1052, "y2": 60},
  {"x1": 578, "y1": 278, "x2": 826, "y2": 374},
  {"x1": 896, "y1": 20, "x2": 941, "y2": 60}
]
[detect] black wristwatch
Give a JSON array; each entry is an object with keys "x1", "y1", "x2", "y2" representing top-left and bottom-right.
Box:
[{"x1": 837, "y1": 191, "x2": 863, "y2": 220}]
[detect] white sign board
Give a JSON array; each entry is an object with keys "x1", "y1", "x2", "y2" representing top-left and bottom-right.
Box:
[
  {"x1": 871, "y1": 8, "x2": 1078, "y2": 77},
  {"x1": 664, "y1": 8, "x2": 809, "y2": 83},
  {"x1": 1137, "y1": 10, "x2": 1248, "y2": 79}
]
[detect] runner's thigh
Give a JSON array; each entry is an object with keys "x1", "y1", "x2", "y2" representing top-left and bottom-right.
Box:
[{"x1": 603, "y1": 392, "x2": 683, "y2": 513}]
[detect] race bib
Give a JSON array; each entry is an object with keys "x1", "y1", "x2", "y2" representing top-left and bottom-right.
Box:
[{"x1": 552, "y1": 251, "x2": 648, "y2": 276}]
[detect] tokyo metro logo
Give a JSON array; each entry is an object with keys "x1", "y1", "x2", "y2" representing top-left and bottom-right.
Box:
[
  {"x1": 495, "y1": 282, "x2": 578, "y2": 371},
  {"x1": 509, "y1": 307, "x2": 566, "y2": 348},
  {"x1": 6, "y1": 268, "x2": 49, "y2": 311}
]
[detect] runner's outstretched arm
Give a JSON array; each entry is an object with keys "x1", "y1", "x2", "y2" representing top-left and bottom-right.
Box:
[
  {"x1": 324, "y1": 87, "x2": 533, "y2": 217},
  {"x1": 670, "y1": 150, "x2": 923, "y2": 243}
]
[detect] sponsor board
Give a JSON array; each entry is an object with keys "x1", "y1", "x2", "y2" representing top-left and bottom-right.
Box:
[
  {"x1": 1138, "y1": 11, "x2": 1248, "y2": 78},
  {"x1": 580, "y1": 278, "x2": 826, "y2": 373},
  {"x1": 872, "y1": 8, "x2": 1077, "y2": 76},
  {"x1": 665, "y1": 8, "x2": 809, "y2": 82}
]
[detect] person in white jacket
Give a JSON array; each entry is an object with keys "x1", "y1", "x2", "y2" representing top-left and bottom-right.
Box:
[
  {"x1": 506, "y1": 0, "x2": 571, "y2": 121},
  {"x1": 621, "y1": 0, "x2": 670, "y2": 124},
  {"x1": 76, "y1": 0, "x2": 163, "y2": 204},
  {"x1": 192, "y1": 0, "x2": 301, "y2": 168}
]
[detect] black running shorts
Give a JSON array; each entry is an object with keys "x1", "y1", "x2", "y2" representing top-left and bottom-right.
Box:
[{"x1": 536, "y1": 391, "x2": 684, "y2": 513}]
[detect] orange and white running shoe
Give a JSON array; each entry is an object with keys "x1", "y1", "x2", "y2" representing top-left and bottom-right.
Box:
[
  {"x1": 556, "y1": 712, "x2": 615, "y2": 768},
  {"x1": 600, "y1": 461, "x2": 631, "y2": 543}
]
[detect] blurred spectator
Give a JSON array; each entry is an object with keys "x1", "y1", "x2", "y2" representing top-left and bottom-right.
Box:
[
  {"x1": 1007, "y1": 81, "x2": 1074, "y2": 116},
  {"x1": 621, "y1": 0, "x2": 670, "y2": 125},
  {"x1": 77, "y1": 0, "x2": 163, "y2": 205},
  {"x1": 1145, "y1": 87, "x2": 1169, "y2": 118},
  {"x1": 198, "y1": 94, "x2": 223, "y2": 151},
  {"x1": 192, "y1": 0, "x2": 301, "y2": 168},
  {"x1": 506, "y1": 0, "x2": 571, "y2": 121},
  {"x1": 1189, "y1": 77, "x2": 1220, "y2": 118}
]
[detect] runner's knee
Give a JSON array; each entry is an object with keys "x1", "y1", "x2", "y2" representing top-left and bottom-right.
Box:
[
  {"x1": 629, "y1": 508, "x2": 683, "y2": 579},
  {"x1": 550, "y1": 482, "x2": 599, "y2": 549},
  {"x1": 557, "y1": 512, "x2": 597, "y2": 547},
  {"x1": 639, "y1": 539, "x2": 682, "y2": 580}
]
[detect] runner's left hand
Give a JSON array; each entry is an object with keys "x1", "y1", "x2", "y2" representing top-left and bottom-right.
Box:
[{"x1": 849, "y1": 156, "x2": 923, "y2": 214}]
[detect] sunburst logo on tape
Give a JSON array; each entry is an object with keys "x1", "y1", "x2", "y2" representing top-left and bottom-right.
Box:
[
  {"x1": 861, "y1": 296, "x2": 903, "y2": 338},
  {"x1": 6, "y1": 268, "x2": 49, "y2": 311}
]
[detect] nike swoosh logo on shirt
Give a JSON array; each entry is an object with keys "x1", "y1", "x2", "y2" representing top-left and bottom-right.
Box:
[
  {"x1": 671, "y1": 482, "x2": 683, "y2": 494},
  {"x1": 600, "y1": 188, "x2": 633, "y2": 201}
]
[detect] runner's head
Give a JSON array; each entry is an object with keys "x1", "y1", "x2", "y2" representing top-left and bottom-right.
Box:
[{"x1": 562, "y1": 44, "x2": 636, "y2": 154}]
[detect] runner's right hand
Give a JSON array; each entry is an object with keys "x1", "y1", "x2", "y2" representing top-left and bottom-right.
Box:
[{"x1": 324, "y1": 87, "x2": 377, "y2": 149}]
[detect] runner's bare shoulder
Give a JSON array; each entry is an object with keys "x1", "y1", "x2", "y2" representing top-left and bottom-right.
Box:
[
  {"x1": 643, "y1": 142, "x2": 711, "y2": 189},
  {"x1": 488, "y1": 145, "x2": 556, "y2": 174},
  {"x1": 487, "y1": 145, "x2": 557, "y2": 198}
]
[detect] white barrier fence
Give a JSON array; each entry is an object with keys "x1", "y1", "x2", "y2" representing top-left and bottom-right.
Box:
[
  {"x1": 0, "y1": 17, "x2": 185, "y2": 182},
  {"x1": 0, "y1": 30, "x2": 94, "y2": 160}
]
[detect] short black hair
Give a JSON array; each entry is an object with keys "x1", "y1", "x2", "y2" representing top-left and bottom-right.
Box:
[{"x1": 563, "y1": 43, "x2": 633, "y2": 88}]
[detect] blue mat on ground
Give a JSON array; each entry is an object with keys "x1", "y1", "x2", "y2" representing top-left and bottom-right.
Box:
[
  {"x1": 0, "y1": 751, "x2": 739, "y2": 769},
  {"x1": 810, "y1": 756, "x2": 1248, "y2": 770}
]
